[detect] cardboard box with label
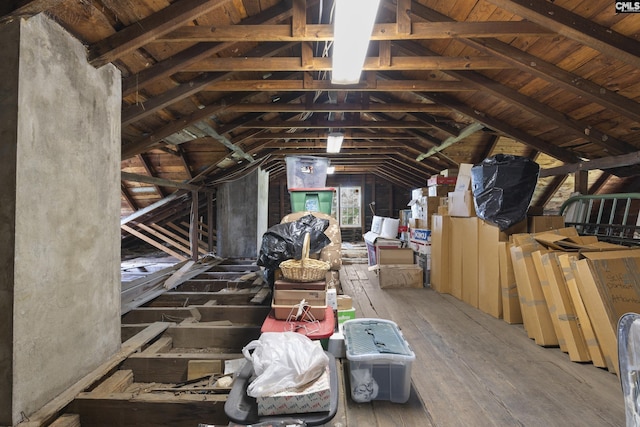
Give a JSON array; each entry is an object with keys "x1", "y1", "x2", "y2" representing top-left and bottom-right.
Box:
[
  {"x1": 408, "y1": 228, "x2": 431, "y2": 256},
  {"x1": 257, "y1": 366, "x2": 331, "y2": 415}
]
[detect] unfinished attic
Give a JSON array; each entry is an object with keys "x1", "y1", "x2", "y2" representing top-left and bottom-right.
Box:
[{"x1": 0, "y1": 0, "x2": 639, "y2": 426}]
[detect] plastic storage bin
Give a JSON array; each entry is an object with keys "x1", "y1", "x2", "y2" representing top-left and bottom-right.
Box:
[
  {"x1": 289, "y1": 188, "x2": 335, "y2": 214},
  {"x1": 343, "y1": 318, "x2": 415, "y2": 403},
  {"x1": 286, "y1": 156, "x2": 329, "y2": 189}
]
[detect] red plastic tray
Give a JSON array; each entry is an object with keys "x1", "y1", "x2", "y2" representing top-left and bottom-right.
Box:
[{"x1": 261, "y1": 306, "x2": 335, "y2": 340}]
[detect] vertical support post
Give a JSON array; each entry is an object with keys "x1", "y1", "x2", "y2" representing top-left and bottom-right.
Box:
[
  {"x1": 207, "y1": 190, "x2": 214, "y2": 252},
  {"x1": 397, "y1": 0, "x2": 411, "y2": 35},
  {"x1": 574, "y1": 170, "x2": 588, "y2": 194},
  {"x1": 190, "y1": 190, "x2": 199, "y2": 261}
]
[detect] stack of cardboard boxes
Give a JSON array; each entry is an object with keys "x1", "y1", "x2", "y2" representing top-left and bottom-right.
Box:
[
  {"x1": 426, "y1": 165, "x2": 640, "y2": 373},
  {"x1": 428, "y1": 163, "x2": 563, "y2": 319}
]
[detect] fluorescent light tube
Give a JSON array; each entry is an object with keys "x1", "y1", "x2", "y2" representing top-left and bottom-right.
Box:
[
  {"x1": 332, "y1": 0, "x2": 381, "y2": 85},
  {"x1": 327, "y1": 166, "x2": 336, "y2": 174},
  {"x1": 327, "y1": 132, "x2": 344, "y2": 153}
]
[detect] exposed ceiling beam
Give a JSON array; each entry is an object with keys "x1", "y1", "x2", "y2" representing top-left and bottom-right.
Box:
[
  {"x1": 88, "y1": 0, "x2": 230, "y2": 67},
  {"x1": 121, "y1": 0, "x2": 298, "y2": 96},
  {"x1": 184, "y1": 56, "x2": 511, "y2": 72},
  {"x1": 235, "y1": 120, "x2": 437, "y2": 129},
  {"x1": 539, "y1": 150, "x2": 640, "y2": 177},
  {"x1": 220, "y1": 103, "x2": 450, "y2": 113},
  {"x1": 201, "y1": 79, "x2": 476, "y2": 92},
  {"x1": 157, "y1": 21, "x2": 553, "y2": 42},
  {"x1": 422, "y1": 92, "x2": 580, "y2": 164},
  {"x1": 482, "y1": 0, "x2": 640, "y2": 69},
  {"x1": 122, "y1": 42, "x2": 294, "y2": 124}
]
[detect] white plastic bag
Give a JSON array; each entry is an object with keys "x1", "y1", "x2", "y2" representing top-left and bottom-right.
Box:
[{"x1": 242, "y1": 332, "x2": 329, "y2": 397}]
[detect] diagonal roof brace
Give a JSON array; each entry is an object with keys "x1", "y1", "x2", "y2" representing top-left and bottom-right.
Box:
[
  {"x1": 416, "y1": 122, "x2": 485, "y2": 162},
  {"x1": 193, "y1": 121, "x2": 255, "y2": 163}
]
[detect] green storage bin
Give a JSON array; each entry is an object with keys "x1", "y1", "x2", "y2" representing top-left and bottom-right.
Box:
[{"x1": 290, "y1": 188, "x2": 335, "y2": 214}]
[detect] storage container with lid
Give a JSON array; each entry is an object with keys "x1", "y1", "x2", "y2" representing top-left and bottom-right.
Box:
[{"x1": 343, "y1": 318, "x2": 415, "y2": 403}]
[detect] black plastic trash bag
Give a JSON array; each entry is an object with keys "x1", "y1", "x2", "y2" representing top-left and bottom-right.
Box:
[
  {"x1": 257, "y1": 214, "x2": 331, "y2": 285},
  {"x1": 471, "y1": 154, "x2": 540, "y2": 231}
]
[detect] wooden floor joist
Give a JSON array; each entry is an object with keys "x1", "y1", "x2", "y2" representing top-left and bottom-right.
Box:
[
  {"x1": 42, "y1": 254, "x2": 624, "y2": 426},
  {"x1": 22, "y1": 322, "x2": 171, "y2": 427}
]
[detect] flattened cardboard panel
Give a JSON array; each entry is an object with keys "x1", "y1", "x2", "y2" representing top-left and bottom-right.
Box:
[
  {"x1": 499, "y1": 242, "x2": 522, "y2": 324},
  {"x1": 559, "y1": 254, "x2": 607, "y2": 368}
]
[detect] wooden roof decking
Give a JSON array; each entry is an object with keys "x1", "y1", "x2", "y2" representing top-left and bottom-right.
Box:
[{"x1": 1, "y1": 0, "x2": 638, "y2": 220}]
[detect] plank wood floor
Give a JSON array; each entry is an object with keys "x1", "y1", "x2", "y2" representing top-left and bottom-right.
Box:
[{"x1": 328, "y1": 263, "x2": 625, "y2": 427}]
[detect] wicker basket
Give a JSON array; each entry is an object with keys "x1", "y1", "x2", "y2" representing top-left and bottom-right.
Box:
[{"x1": 279, "y1": 233, "x2": 330, "y2": 282}]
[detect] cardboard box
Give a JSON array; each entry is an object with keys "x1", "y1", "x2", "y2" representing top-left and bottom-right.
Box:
[
  {"x1": 536, "y1": 252, "x2": 590, "y2": 362},
  {"x1": 460, "y1": 217, "x2": 479, "y2": 308},
  {"x1": 449, "y1": 218, "x2": 465, "y2": 300},
  {"x1": 377, "y1": 248, "x2": 414, "y2": 265},
  {"x1": 428, "y1": 184, "x2": 455, "y2": 197},
  {"x1": 427, "y1": 176, "x2": 457, "y2": 186},
  {"x1": 528, "y1": 215, "x2": 565, "y2": 233},
  {"x1": 440, "y1": 168, "x2": 458, "y2": 177},
  {"x1": 378, "y1": 265, "x2": 424, "y2": 288},
  {"x1": 453, "y1": 163, "x2": 473, "y2": 192},
  {"x1": 337, "y1": 295, "x2": 352, "y2": 310},
  {"x1": 557, "y1": 254, "x2": 607, "y2": 368},
  {"x1": 411, "y1": 187, "x2": 429, "y2": 199},
  {"x1": 510, "y1": 235, "x2": 558, "y2": 346},
  {"x1": 478, "y1": 220, "x2": 502, "y2": 319},
  {"x1": 409, "y1": 228, "x2": 431, "y2": 256},
  {"x1": 408, "y1": 196, "x2": 439, "y2": 223},
  {"x1": 274, "y1": 289, "x2": 326, "y2": 306},
  {"x1": 409, "y1": 218, "x2": 429, "y2": 229},
  {"x1": 498, "y1": 241, "x2": 522, "y2": 324},
  {"x1": 531, "y1": 251, "x2": 568, "y2": 353},
  {"x1": 573, "y1": 250, "x2": 640, "y2": 374},
  {"x1": 448, "y1": 191, "x2": 475, "y2": 217},
  {"x1": 430, "y1": 214, "x2": 451, "y2": 294},
  {"x1": 257, "y1": 366, "x2": 331, "y2": 415}
]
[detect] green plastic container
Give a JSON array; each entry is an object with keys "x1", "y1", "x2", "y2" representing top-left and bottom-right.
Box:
[{"x1": 289, "y1": 187, "x2": 335, "y2": 214}]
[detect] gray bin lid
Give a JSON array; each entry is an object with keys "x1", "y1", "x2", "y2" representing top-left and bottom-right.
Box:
[{"x1": 344, "y1": 318, "x2": 413, "y2": 358}]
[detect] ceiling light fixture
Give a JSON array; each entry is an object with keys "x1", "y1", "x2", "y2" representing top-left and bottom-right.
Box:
[
  {"x1": 326, "y1": 132, "x2": 344, "y2": 153},
  {"x1": 331, "y1": 0, "x2": 381, "y2": 85},
  {"x1": 327, "y1": 166, "x2": 336, "y2": 174}
]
